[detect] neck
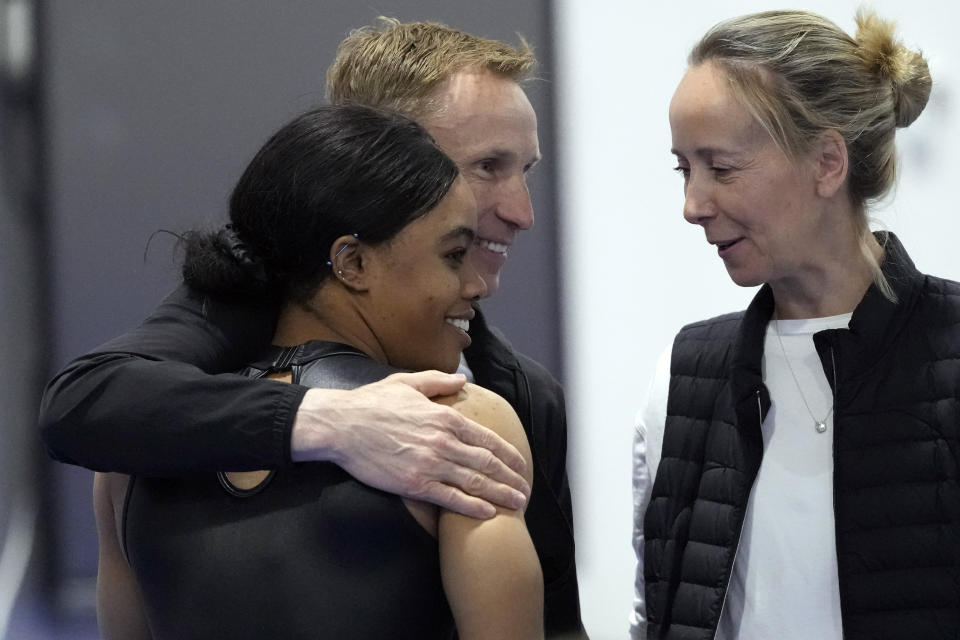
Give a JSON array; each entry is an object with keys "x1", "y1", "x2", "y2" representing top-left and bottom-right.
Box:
[
  {"x1": 272, "y1": 287, "x2": 388, "y2": 365},
  {"x1": 771, "y1": 231, "x2": 883, "y2": 320}
]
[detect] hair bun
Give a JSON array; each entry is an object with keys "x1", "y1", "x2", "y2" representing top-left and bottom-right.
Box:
[
  {"x1": 855, "y1": 9, "x2": 931, "y2": 127},
  {"x1": 181, "y1": 227, "x2": 272, "y2": 298}
]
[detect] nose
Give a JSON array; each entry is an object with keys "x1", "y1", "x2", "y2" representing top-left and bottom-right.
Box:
[
  {"x1": 462, "y1": 258, "x2": 488, "y2": 301},
  {"x1": 682, "y1": 170, "x2": 716, "y2": 226},
  {"x1": 496, "y1": 174, "x2": 535, "y2": 231}
]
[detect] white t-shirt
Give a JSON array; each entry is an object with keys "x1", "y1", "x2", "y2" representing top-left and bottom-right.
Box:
[{"x1": 632, "y1": 313, "x2": 851, "y2": 640}]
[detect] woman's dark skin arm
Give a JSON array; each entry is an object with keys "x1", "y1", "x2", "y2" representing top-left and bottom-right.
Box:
[
  {"x1": 436, "y1": 385, "x2": 543, "y2": 640},
  {"x1": 40, "y1": 285, "x2": 529, "y2": 517}
]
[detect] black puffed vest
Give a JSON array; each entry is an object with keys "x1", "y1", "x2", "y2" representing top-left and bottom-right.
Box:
[{"x1": 644, "y1": 233, "x2": 960, "y2": 640}]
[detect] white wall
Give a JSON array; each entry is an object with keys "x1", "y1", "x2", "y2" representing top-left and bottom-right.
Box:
[{"x1": 553, "y1": 2, "x2": 960, "y2": 637}]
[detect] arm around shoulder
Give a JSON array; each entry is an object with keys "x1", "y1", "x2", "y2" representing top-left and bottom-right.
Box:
[
  {"x1": 39, "y1": 284, "x2": 296, "y2": 473},
  {"x1": 436, "y1": 384, "x2": 543, "y2": 640}
]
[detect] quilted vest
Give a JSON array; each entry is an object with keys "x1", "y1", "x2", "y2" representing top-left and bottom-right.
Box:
[{"x1": 644, "y1": 233, "x2": 960, "y2": 640}]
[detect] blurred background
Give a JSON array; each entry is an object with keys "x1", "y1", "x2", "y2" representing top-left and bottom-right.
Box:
[{"x1": 1, "y1": 1, "x2": 957, "y2": 638}]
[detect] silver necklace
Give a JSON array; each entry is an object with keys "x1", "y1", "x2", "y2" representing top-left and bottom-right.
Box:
[{"x1": 774, "y1": 318, "x2": 832, "y2": 433}]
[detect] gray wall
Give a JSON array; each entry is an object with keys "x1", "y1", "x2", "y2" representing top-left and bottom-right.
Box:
[
  {"x1": 1, "y1": 0, "x2": 49, "y2": 633},
  {"x1": 42, "y1": 0, "x2": 560, "y2": 611}
]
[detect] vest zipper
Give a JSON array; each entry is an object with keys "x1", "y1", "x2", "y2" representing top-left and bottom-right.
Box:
[{"x1": 711, "y1": 387, "x2": 765, "y2": 639}]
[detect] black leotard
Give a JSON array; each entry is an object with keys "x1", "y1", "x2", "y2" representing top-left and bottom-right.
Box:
[{"x1": 123, "y1": 341, "x2": 454, "y2": 640}]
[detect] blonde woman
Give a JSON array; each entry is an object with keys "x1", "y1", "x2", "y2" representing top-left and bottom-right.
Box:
[{"x1": 632, "y1": 10, "x2": 958, "y2": 640}]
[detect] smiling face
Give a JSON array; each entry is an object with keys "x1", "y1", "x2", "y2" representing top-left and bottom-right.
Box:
[
  {"x1": 669, "y1": 62, "x2": 826, "y2": 289},
  {"x1": 421, "y1": 69, "x2": 541, "y2": 296},
  {"x1": 362, "y1": 177, "x2": 486, "y2": 373}
]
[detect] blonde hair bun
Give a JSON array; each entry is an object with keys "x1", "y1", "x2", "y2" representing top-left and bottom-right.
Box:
[{"x1": 855, "y1": 9, "x2": 931, "y2": 128}]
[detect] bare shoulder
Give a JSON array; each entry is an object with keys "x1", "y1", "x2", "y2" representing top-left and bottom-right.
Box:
[
  {"x1": 435, "y1": 384, "x2": 524, "y2": 441},
  {"x1": 435, "y1": 384, "x2": 532, "y2": 484}
]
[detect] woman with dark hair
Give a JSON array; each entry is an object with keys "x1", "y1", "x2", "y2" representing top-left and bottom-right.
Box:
[
  {"x1": 93, "y1": 104, "x2": 543, "y2": 640},
  {"x1": 632, "y1": 9, "x2": 959, "y2": 640}
]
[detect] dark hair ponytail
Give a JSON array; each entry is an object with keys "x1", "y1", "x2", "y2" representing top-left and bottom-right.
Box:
[
  {"x1": 183, "y1": 104, "x2": 459, "y2": 302},
  {"x1": 182, "y1": 225, "x2": 273, "y2": 298}
]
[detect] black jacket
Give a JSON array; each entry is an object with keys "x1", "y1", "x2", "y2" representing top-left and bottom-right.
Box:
[
  {"x1": 39, "y1": 285, "x2": 586, "y2": 638},
  {"x1": 645, "y1": 234, "x2": 960, "y2": 639}
]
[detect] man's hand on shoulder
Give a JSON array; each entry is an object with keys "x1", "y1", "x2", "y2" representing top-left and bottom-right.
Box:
[{"x1": 290, "y1": 371, "x2": 530, "y2": 519}]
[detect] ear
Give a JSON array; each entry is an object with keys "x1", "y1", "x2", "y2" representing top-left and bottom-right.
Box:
[
  {"x1": 328, "y1": 234, "x2": 370, "y2": 292},
  {"x1": 812, "y1": 129, "x2": 848, "y2": 199}
]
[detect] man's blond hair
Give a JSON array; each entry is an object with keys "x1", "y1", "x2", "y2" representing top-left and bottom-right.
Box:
[{"x1": 326, "y1": 17, "x2": 535, "y2": 119}]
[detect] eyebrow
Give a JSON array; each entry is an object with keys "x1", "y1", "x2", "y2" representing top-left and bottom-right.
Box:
[
  {"x1": 441, "y1": 226, "x2": 476, "y2": 243},
  {"x1": 670, "y1": 147, "x2": 745, "y2": 161},
  {"x1": 482, "y1": 148, "x2": 542, "y2": 166}
]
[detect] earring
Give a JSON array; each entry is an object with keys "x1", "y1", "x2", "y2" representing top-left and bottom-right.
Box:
[{"x1": 328, "y1": 233, "x2": 359, "y2": 270}]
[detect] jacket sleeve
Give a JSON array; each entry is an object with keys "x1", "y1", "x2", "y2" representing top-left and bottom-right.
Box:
[{"x1": 39, "y1": 284, "x2": 307, "y2": 474}]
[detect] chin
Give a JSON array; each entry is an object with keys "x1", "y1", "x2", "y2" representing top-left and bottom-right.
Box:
[
  {"x1": 406, "y1": 353, "x2": 461, "y2": 374},
  {"x1": 438, "y1": 353, "x2": 462, "y2": 374},
  {"x1": 477, "y1": 268, "x2": 500, "y2": 298},
  {"x1": 724, "y1": 266, "x2": 766, "y2": 289},
  {"x1": 394, "y1": 348, "x2": 462, "y2": 374}
]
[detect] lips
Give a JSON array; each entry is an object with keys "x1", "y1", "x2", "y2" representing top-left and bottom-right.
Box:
[
  {"x1": 444, "y1": 314, "x2": 473, "y2": 350},
  {"x1": 708, "y1": 236, "x2": 743, "y2": 258},
  {"x1": 472, "y1": 238, "x2": 510, "y2": 278},
  {"x1": 445, "y1": 317, "x2": 470, "y2": 332},
  {"x1": 477, "y1": 238, "x2": 509, "y2": 255},
  {"x1": 445, "y1": 308, "x2": 475, "y2": 334},
  {"x1": 713, "y1": 238, "x2": 741, "y2": 251}
]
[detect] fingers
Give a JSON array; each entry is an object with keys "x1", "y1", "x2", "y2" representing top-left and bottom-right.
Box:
[
  {"x1": 414, "y1": 475, "x2": 530, "y2": 519},
  {"x1": 442, "y1": 461, "x2": 529, "y2": 511},
  {"x1": 416, "y1": 484, "x2": 498, "y2": 520},
  {"x1": 453, "y1": 414, "x2": 528, "y2": 477},
  {"x1": 389, "y1": 370, "x2": 467, "y2": 399},
  {"x1": 380, "y1": 372, "x2": 530, "y2": 495},
  {"x1": 293, "y1": 373, "x2": 532, "y2": 518},
  {"x1": 434, "y1": 437, "x2": 529, "y2": 504}
]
